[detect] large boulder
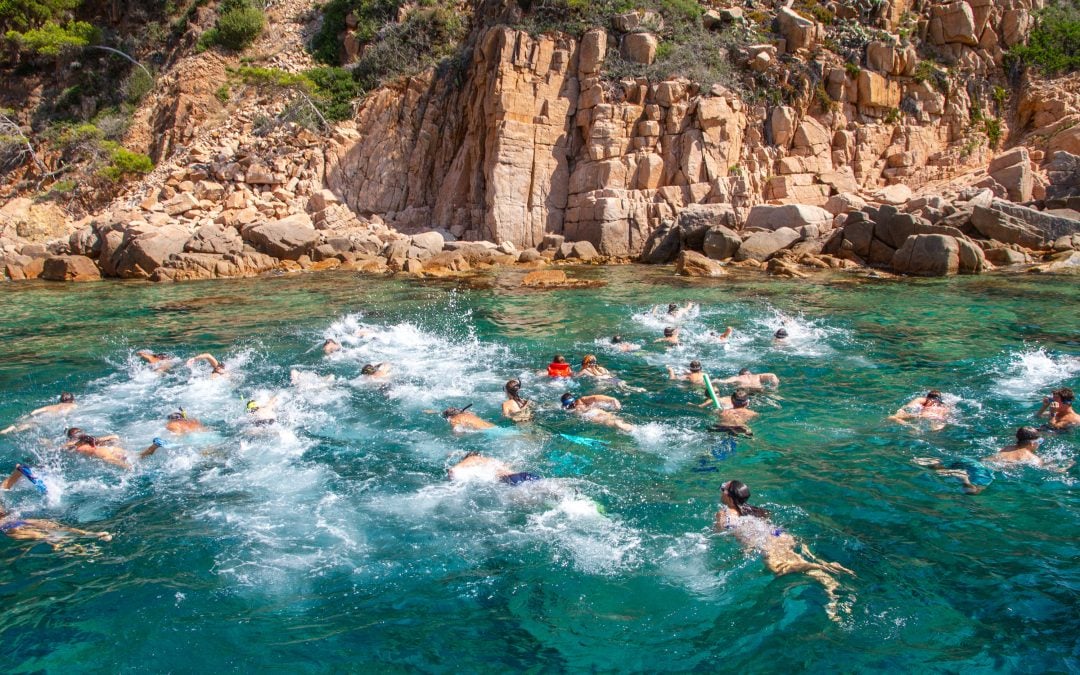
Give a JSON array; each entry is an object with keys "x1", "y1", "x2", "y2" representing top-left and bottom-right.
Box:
[
  {"x1": 567, "y1": 240, "x2": 600, "y2": 261},
  {"x1": 777, "y1": 7, "x2": 819, "y2": 52},
  {"x1": 243, "y1": 214, "x2": 318, "y2": 261},
  {"x1": 703, "y1": 225, "x2": 741, "y2": 260},
  {"x1": 987, "y1": 147, "x2": 1033, "y2": 203},
  {"x1": 932, "y1": 1, "x2": 978, "y2": 46},
  {"x1": 185, "y1": 223, "x2": 243, "y2": 255},
  {"x1": 0, "y1": 199, "x2": 71, "y2": 243},
  {"x1": 769, "y1": 106, "x2": 797, "y2": 147},
  {"x1": 1044, "y1": 151, "x2": 1080, "y2": 203},
  {"x1": 674, "y1": 250, "x2": 726, "y2": 277},
  {"x1": 41, "y1": 255, "x2": 101, "y2": 282},
  {"x1": 410, "y1": 231, "x2": 445, "y2": 257},
  {"x1": 678, "y1": 204, "x2": 738, "y2": 250},
  {"x1": 891, "y1": 234, "x2": 960, "y2": 276},
  {"x1": 640, "y1": 219, "x2": 681, "y2": 263},
  {"x1": 733, "y1": 227, "x2": 801, "y2": 262},
  {"x1": 744, "y1": 204, "x2": 832, "y2": 231},
  {"x1": 108, "y1": 224, "x2": 191, "y2": 278},
  {"x1": 69, "y1": 226, "x2": 102, "y2": 258},
  {"x1": 621, "y1": 32, "x2": 658, "y2": 65}
]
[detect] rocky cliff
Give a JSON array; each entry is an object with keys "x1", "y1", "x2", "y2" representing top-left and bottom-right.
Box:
[{"x1": 3, "y1": 0, "x2": 1080, "y2": 281}]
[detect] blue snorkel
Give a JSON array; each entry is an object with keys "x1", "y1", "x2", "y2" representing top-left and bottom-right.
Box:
[
  {"x1": 152, "y1": 438, "x2": 168, "y2": 448},
  {"x1": 17, "y1": 464, "x2": 47, "y2": 494}
]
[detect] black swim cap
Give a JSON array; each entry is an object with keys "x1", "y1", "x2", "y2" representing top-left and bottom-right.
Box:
[
  {"x1": 738, "y1": 367, "x2": 750, "y2": 375},
  {"x1": 668, "y1": 303, "x2": 678, "y2": 312},
  {"x1": 723, "y1": 480, "x2": 750, "y2": 504},
  {"x1": 664, "y1": 327, "x2": 675, "y2": 337},
  {"x1": 689, "y1": 360, "x2": 702, "y2": 372},
  {"x1": 66, "y1": 427, "x2": 83, "y2": 439},
  {"x1": 442, "y1": 407, "x2": 464, "y2": 419},
  {"x1": 774, "y1": 329, "x2": 788, "y2": 339},
  {"x1": 611, "y1": 335, "x2": 623, "y2": 343},
  {"x1": 1017, "y1": 426, "x2": 1041, "y2": 442},
  {"x1": 361, "y1": 364, "x2": 377, "y2": 375},
  {"x1": 926, "y1": 390, "x2": 943, "y2": 401},
  {"x1": 60, "y1": 392, "x2": 75, "y2": 403}
]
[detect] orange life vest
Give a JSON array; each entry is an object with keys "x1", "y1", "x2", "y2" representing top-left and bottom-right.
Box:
[{"x1": 547, "y1": 362, "x2": 572, "y2": 378}]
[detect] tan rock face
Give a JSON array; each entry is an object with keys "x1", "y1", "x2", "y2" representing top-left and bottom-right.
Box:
[{"x1": 621, "y1": 33, "x2": 658, "y2": 65}]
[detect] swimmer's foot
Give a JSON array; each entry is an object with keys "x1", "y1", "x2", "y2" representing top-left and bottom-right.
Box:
[{"x1": 912, "y1": 457, "x2": 944, "y2": 469}]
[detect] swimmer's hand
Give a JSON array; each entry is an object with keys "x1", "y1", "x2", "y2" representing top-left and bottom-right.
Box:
[{"x1": 97, "y1": 532, "x2": 112, "y2": 541}]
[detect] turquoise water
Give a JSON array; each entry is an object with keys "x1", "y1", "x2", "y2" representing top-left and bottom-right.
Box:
[{"x1": 0, "y1": 267, "x2": 1078, "y2": 672}]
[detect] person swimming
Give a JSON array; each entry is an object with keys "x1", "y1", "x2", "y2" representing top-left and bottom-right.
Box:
[
  {"x1": 246, "y1": 396, "x2": 279, "y2": 427},
  {"x1": 668, "y1": 360, "x2": 705, "y2": 384},
  {"x1": 773, "y1": 328, "x2": 789, "y2": 341},
  {"x1": 578, "y1": 355, "x2": 614, "y2": 379},
  {"x1": 708, "y1": 389, "x2": 757, "y2": 435},
  {"x1": 915, "y1": 426, "x2": 1073, "y2": 494},
  {"x1": 714, "y1": 480, "x2": 854, "y2": 621},
  {"x1": 610, "y1": 335, "x2": 640, "y2": 353},
  {"x1": 714, "y1": 368, "x2": 780, "y2": 391},
  {"x1": 708, "y1": 327, "x2": 734, "y2": 342},
  {"x1": 447, "y1": 452, "x2": 541, "y2": 485},
  {"x1": 137, "y1": 350, "x2": 176, "y2": 372},
  {"x1": 0, "y1": 500, "x2": 112, "y2": 551},
  {"x1": 322, "y1": 339, "x2": 342, "y2": 355},
  {"x1": 560, "y1": 392, "x2": 633, "y2": 432},
  {"x1": 442, "y1": 405, "x2": 496, "y2": 432},
  {"x1": 187, "y1": 353, "x2": 227, "y2": 377},
  {"x1": 62, "y1": 427, "x2": 132, "y2": 469},
  {"x1": 546, "y1": 355, "x2": 573, "y2": 378},
  {"x1": 1, "y1": 392, "x2": 78, "y2": 435},
  {"x1": 360, "y1": 363, "x2": 391, "y2": 378},
  {"x1": 889, "y1": 390, "x2": 951, "y2": 431},
  {"x1": 658, "y1": 302, "x2": 696, "y2": 321},
  {"x1": 166, "y1": 409, "x2": 206, "y2": 434},
  {"x1": 1037, "y1": 387, "x2": 1080, "y2": 430},
  {"x1": 655, "y1": 327, "x2": 679, "y2": 346},
  {"x1": 502, "y1": 380, "x2": 533, "y2": 422}
]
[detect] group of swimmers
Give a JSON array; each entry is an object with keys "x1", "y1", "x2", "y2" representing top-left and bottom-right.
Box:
[{"x1": 0, "y1": 302, "x2": 1075, "y2": 621}]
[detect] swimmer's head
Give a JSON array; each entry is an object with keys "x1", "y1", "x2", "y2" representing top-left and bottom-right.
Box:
[
  {"x1": 66, "y1": 427, "x2": 83, "y2": 439},
  {"x1": 59, "y1": 392, "x2": 74, "y2": 404},
  {"x1": 322, "y1": 339, "x2": 341, "y2": 354},
  {"x1": 167, "y1": 412, "x2": 185, "y2": 421},
  {"x1": 505, "y1": 379, "x2": 521, "y2": 394},
  {"x1": 689, "y1": 360, "x2": 702, "y2": 373},
  {"x1": 738, "y1": 367, "x2": 750, "y2": 375},
  {"x1": 361, "y1": 364, "x2": 377, "y2": 375},
  {"x1": 560, "y1": 393, "x2": 578, "y2": 410},
  {"x1": 721, "y1": 480, "x2": 750, "y2": 505},
  {"x1": 553, "y1": 354, "x2": 567, "y2": 364},
  {"x1": 245, "y1": 400, "x2": 259, "y2": 413},
  {"x1": 1055, "y1": 387, "x2": 1075, "y2": 405},
  {"x1": 925, "y1": 390, "x2": 943, "y2": 403},
  {"x1": 212, "y1": 364, "x2": 226, "y2": 375},
  {"x1": 611, "y1": 335, "x2": 623, "y2": 344},
  {"x1": 582, "y1": 354, "x2": 597, "y2": 366},
  {"x1": 1016, "y1": 426, "x2": 1041, "y2": 443},
  {"x1": 442, "y1": 407, "x2": 464, "y2": 419},
  {"x1": 663, "y1": 327, "x2": 676, "y2": 337},
  {"x1": 731, "y1": 389, "x2": 750, "y2": 408},
  {"x1": 76, "y1": 434, "x2": 97, "y2": 447},
  {"x1": 668, "y1": 303, "x2": 678, "y2": 313},
  {"x1": 774, "y1": 328, "x2": 788, "y2": 339}
]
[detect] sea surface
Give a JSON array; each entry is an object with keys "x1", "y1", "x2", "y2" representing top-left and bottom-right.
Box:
[{"x1": 0, "y1": 266, "x2": 1077, "y2": 672}]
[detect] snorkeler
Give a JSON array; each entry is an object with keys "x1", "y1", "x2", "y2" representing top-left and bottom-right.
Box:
[
  {"x1": 711, "y1": 390, "x2": 757, "y2": 434},
  {"x1": 166, "y1": 409, "x2": 206, "y2": 434},
  {"x1": 322, "y1": 339, "x2": 342, "y2": 355},
  {"x1": 360, "y1": 363, "x2": 391, "y2": 378},
  {"x1": 502, "y1": 380, "x2": 533, "y2": 422},
  {"x1": 187, "y1": 353, "x2": 227, "y2": 377},
  {"x1": 578, "y1": 355, "x2": 614, "y2": 379},
  {"x1": 658, "y1": 302, "x2": 697, "y2": 321},
  {"x1": 713, "y1": 368, "x2": 780, "y2": 391},
  {"x1": 667, "y1": 360, "x2": 705, "y2": 385},
  {"x1": 447, "y1": 452, "x2": 541, "y2": 485},
  {"x1": 714, "y1": 480, "x2": 854, "y2": 622},
  {"x1": 1037, "y1": 387, "x2": 1080, "y2": 430},
  {"x1": 246, "y1": 396, "x2": 279, "y2": 427},
  {"x1": 655, "y1": 327, "x2": 680, "y2": 346},
  {"x1": 137, "y1": 350, "x2": 176, "y2": 372},
  {"x1": 610, "y1": 335, "x2": 640, "y2": 352},
  {"x1": 442, "y1": 405, "x2": 496, "y2": 431},
  {"x1": 0, "y1": 500, "x2": 112, "y2": 550},
  {"x1": 889, "y1": 390, "x2": 951, "y2": 431},
  {"x1": 546, "y1": 355, "x2": 573, "y2": 378},
  {"x1": 560, "y1": 392, "x2": 634, "y2": 432},
  {"x1": 0, "y1": 393, "x2": 78, "y2": 434},
  {"x1": 774, "y1": 328, "x2": 789, "y2": 341},
  {"x1": 915, "y1": 426, "x2": 1073, "y2": 494},
  {"x1": 62, "y1": 428, "x2": 131, "y2": 469}
]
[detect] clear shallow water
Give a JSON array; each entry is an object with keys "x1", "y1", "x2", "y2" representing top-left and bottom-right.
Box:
[{"x1": 0, "y1": 267, "x2": 1078, "y2": 672}]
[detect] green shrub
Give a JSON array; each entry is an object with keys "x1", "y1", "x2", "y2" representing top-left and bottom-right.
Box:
[
  {"x1": 984, "y1": 117, "x2": 1003, "y2": 149},
  {"x1": 201, "y1": 0, "x2": 264, "y2": 52},
  {"x1": 884, "y1": 107, "x2": 901, "y2": 124},
  {"x1": 1008, "y1": 2, "x2": 1080, "y2": 75},
  {"x1": 843, "y1": 61, "x2": 860, "y2": 78},
  {"x1": 310, "y1": 0, "x2": 403, "y2": 64},
  {"x1": 0, "y1": 0, "x2": 82, "y2": 33},
  {"x1": 352, "y1": 5, "x2": 466, "y2": 91},
  {"x1": 99, "y1": 144, "x2": 153, "y2": 181},
  {"x1": 5, "y1": 20, "x2": 99, "y2": 55},
  {"x1": 231, "y1": 65, "x2": 362, "y2": 122},
  {"x1": 214, "y1": 84, "x2": 231, "y2": 103},
  {"x1": 121, "y1": 68, "x2": 155, "y2": 104}
]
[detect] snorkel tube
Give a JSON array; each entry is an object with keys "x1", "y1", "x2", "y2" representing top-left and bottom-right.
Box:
[{"x1": 17, "y1": 464, "x2": 47, "y2": 494}]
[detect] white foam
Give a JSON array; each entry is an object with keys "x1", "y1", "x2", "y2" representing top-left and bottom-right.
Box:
[{"x1": 993, "y1": 346, "x2": 1080, "y2": 399}]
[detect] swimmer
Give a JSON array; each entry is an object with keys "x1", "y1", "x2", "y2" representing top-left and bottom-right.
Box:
[
  {"x1": 708, "y1": 327, "x2": 734, "y2": 342},
  {"x1": 714, "y1": 480, "x2": 854, "y2": 622},
  {"x1": 502, "y1": 380, "x2": 533, "y2": 422},
  {"x1": 560, "y1": 392, "x2": 633, "y2": 432},
  {"x1": 658, "y1": 302, "x2": 697, "y2": 321},
  {"x1": 578, "y1": 355, "x2": 614, "y2": 379},
  {"x1": 773, "y1": 328, "x2": 789, "y2": 341},
  {"x1": 166, "y1": 409, "x2": 206, "y2": 434},
  {"x1": 137, "y1": 350, "x2": 176, "y2": 372},
  {"x1": 668, "y1": 359, "x2": 705, "y2": 385},
  {"x1": 442, "y1": 405, "x2": 496, "y2": 431},
  {"x1": 1, "y1": 393, "x2": 78, "y2": 434},
  {"x1": 322, "y1": 339, "x2": 342, "y2": 355},
  {"x1": 916, "y1": 426, "x2": 1073, "y2": 494},
  {"x1": 290, "y1": 368, "x2": 336, "y2": 386},
  {"x1": 63, "y1": 427, "x2": 131, "y2": 469},
  {"x1": 246, "y1": 396, "x2": 279, "y2": 426},
  {"x1": 889, "y1": 389, "x2": 951, "y2": 431},
  {"x1": 0, "y1": 500, "x2": 112, "y2": 550},
  {"x1": 545, "y1": 354, "x2": 574, "y2": 378},
  {"x1": 1037, "y1": 387, "x2": 1080, "y2": 430},
  {"x1": 610, "y1": 335, "x2": 640, "y2": 352},
  {"x1": 714, "y1": 389, "x2": 757, "y2": 430},
  {"x1": 447, "y1": 452, "x2": 542, "y2": 485},
  {"x1": 714, "y1": 368, "x2": 780, "y2": 391},
  {"x1": 360, "y1": 362, "x2": 391, "y2": 378},
  {"x1": 186, "y1": 353, "x2": 227, "y2": 377},
  {"x1": 654, "y1": 327, "x2": 680, "y2": 346}
]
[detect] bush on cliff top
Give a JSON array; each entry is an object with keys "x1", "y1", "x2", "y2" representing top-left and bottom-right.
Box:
[
  {"x1": 1008, "y1": 2, "x2": 1080, "y2": 75},
  {"x1": 351, "y1": 4, "x2": 466, "y2": 91},
  {"x1": 231, "y1": 65, "x2": 362, "y2": 123},
  {"x1": 310, "y1": 0, "x2": 403, "y2": 64},
  {"x1": 199, "y1": 0, "x2": 265, "y2": 52}
]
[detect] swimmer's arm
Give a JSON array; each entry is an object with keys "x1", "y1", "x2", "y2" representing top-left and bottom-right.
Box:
[
  {"x1": 95, "y1": 434, "x2": 119, "y2": 443},
  {"x1": 666, "y1": 366, "x2": 678, "y2": 380},
  {"x1": 713, "y1": 376, "x2": 738, "y2": 384},
  {"x1": 28, "y1": 404, "x2": 60, "y2": 417},
  {"x1": 1, "y1": 466, "x2": 25, "y2": 490},
  {"x1": 187, "y1": 353, "x2": 220, "y2": 368},
  {"x1": 719, "y1": 326, "x2": 733, "y2": 339},
  {"x1": 760, "y1": 373, "x2": 780, "y2": 386}
]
